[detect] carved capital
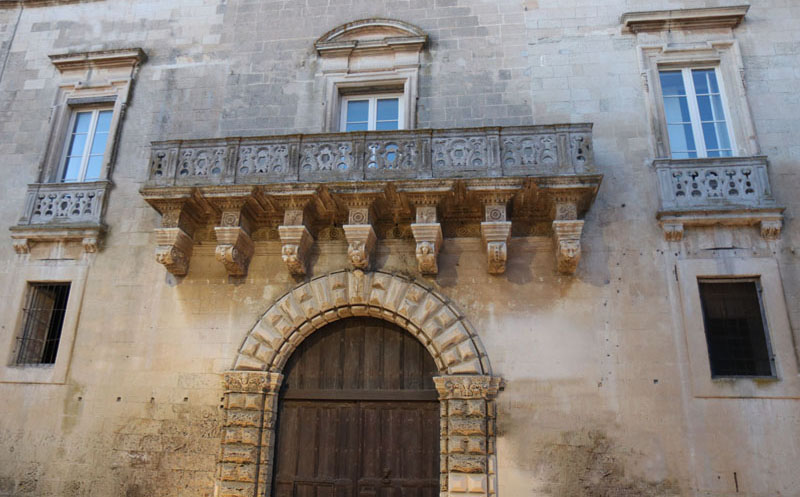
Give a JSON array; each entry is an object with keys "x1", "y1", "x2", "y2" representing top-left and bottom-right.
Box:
[
  {"x1": 434, "y1": 375, "x2": 503, "y2": 400},
  {"x1": 481, "y1": 222, "x2": 511, "y2": 275},
  {"x1": 223, "y1": 371, "x2": 284, "y2": 394},
  {"x1": 215, "y1": 227, "x2": 255, "y2": 277},
  {"x1": 662, "y1": 222, "x2": 684, "y2": 241},
  {"x1": 760, "y1": 220, "x2": 782, "y2": 240},
  {"x1": 411, "y1": 223, "x2": 443, "y2": 275},
  {"x1": 154, "y1": 227, "x2": 194, "y2": 276},
  {"x1": 278, "y1": 225, "x2": 313, "y2": 275},
  {"x1": 343, "y1": 224, "x2": 377, "y2": 270},
  {"x1": 553, "y1": 220, "x2": 584, "y2": 275}
]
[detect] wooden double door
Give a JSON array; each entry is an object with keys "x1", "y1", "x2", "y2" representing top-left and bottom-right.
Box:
[{"x1": 273, "y1": 317, "x2": 440, "y2": 497}]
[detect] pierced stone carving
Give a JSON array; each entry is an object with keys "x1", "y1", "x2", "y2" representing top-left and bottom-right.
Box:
[
  {"x1": 177, "y1": 147, "x2": 227, "y2": 178},
  {"x1": 278, "y1": 226, "x2": 313, "y2": 275},
  {"x1": 215, "y1": 227, "x2": 255, "y2": 277},
  {"x1": 433, "y1": 136, "x2": 489, "y2": 171},
  {"x1": 366, "y1": 140, "x2": 418, "y2": 171},
  {"x1": 553, "y1": 220, "x2": 584, "y2": 275},
  {"x1": 343, "y1": 224, "x2": 377, "y2": 270},
  {"x1": 154, "y1": 227, "x2": 194, "y2": 276},
  {"x1": 300, "y1": 141, "x2": 353, "y2": 174}
]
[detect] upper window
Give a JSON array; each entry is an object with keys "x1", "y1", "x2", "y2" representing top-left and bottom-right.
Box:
[
  {"x1": 659, "y1": 68, "x2": 735, "y2": 159},
  {"x1": 340, "y1": 95, "x2": 404, "y2": 131},
  {"x1": 698, "y1": 279, "x2": 774, "y2": 377},
  {"x1": 61, "y1": 108, "x2": 113, "y2": 182},
  {"x1": 15, "y1": 283, "x2": 71, "y2": 365}
]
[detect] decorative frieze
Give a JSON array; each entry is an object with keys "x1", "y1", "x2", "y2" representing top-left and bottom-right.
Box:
[
  {"x1": 552, "y1": 220, "x2": 584, "y2": 275},
  {"x1": 655, "y1": 157, "x2": 784, "y2": 241}
]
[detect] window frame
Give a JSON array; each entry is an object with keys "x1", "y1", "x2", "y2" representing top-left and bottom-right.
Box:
[
  {"x1": 58, "y1": 106, "x2": 115, "y2": 183},
  {"x1": 339, "y1": 93, "x2": 405, "y2": 132},
  {"x1": 658, "y1": 66, "x2": 737, "y2": 159},
  {"x1": 696, "y1": 277, "x2": 776, "y2": 379},
  {"x1": 0, "y1": 263, "x2": 89, "y2": 384},
  {"x1": 675, "y1": 258, "x2": 800, "y2": 398}
]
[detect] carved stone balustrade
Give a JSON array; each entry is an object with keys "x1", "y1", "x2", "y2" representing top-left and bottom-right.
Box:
[
  {"x1": 10, "y1": 180, "x2": 111, "y2": 254},
  {"x1": 141, "y1": 125, "x2": 602, "y2": 277},
  {"x1": 655, "y1": 156, "x2": 784, "y2": 241}
]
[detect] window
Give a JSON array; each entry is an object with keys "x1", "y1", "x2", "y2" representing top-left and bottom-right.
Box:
[
  {"x1": 698, "y1": 279, "x2": 774, "y2": 377},
  {"x1": 340, "y1": 95, "x2": 404, "y2": 131},
  {"x1": 659, "y1": 68, "x2": 735, "y2": 158},
  {"x1": 61, "y1": 108, "x2": 113, "y2": 182},
  {"x1": 15, "y1": 283, "x2": 71, "y2": 365}
]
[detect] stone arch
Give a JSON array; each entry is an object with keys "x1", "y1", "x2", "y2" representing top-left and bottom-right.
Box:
[{"x1": 234, "y1": 270, "x2": 490, "y2": 375}]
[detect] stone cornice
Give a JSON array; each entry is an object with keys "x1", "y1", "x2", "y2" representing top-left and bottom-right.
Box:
[
  {"x1": 315, "y1": 18, "x2": 427, "y2": 56},
  {"x1": 621, "y1": 5, "x2": 749, "y2": 34},
  {"x1": 49, "y1": 48, "x2": 146, "y2": 73}
]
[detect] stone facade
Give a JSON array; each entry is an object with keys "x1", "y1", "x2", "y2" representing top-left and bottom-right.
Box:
[{"x1": 0, "y1": 1, "x2": 799, "y2": 497}]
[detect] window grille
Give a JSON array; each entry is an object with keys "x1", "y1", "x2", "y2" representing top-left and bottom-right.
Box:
[
  {"x1": 15, "y1": 283, "x2": 71, "y2": 365},
  {"x1": 698, "y1": 280, "x2": 774, "y2": 377}
]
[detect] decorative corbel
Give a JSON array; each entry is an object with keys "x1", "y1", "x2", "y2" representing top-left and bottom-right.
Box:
[
  {"x1": 276, "y1": 195, "x2": 315, "y2": 276},
  {"x1": 211, "y1": 196, "x2": 255, "y2": 277},
  {"x1": 553, "y1": 220, "x2": 584, "y2": 274},
  {"x1": 662, "y1": 221, "x2": 684, "y2": 242},
  {"x1": 477, "y1": 193, "x2": 514, "y2": 275},
  {"x1": 148, "y1": 194, "x2": 204, "y2": 276},
  {"x1": 338, "y1": 192, "x2": 381, "y2": 270},
  {"x1": 12, "y1": 238, "x2": 30, "y2": 254},
  {"x1": 760, "y1": 219, "x2": 782, "y2": 241},
  {"x1": 410, "y1": 204, "x2": 443, "y2": 275}
]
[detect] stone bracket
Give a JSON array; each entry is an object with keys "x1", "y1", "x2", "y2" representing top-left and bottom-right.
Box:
[
  {"x1": 553, "y1": 220, "x2": 584, "y2": 275},
  {"x1": 411, "y1": 223, "x2": 443, "y2": 275},
  {"x1": 343, "y1": 224, "x2": 377, "y2": 270},
  {"x1": 278, "y1": 226, "x2": 314, "y2": 275},
  {"x1": 155, "y1": 227, "x2": 194, "y2": 276},
  {"x1": 481, "y1": 222, "x2": 512, "y2": 275},
  {"x1": 215, "y1": 227, "x2": 255, "y2": 277}
]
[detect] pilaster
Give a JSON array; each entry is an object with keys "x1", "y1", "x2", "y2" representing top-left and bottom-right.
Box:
[
  {"x1": 217, "y1": 371, "x2": 283, "y2": 497},
  {"x1": 434, "y1": 375, "x2": 503, "y2": 497}
]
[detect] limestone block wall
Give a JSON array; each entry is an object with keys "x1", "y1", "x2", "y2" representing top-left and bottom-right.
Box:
[{"x1": 0, "y1": 1, "x2": 798, "y2": 497}]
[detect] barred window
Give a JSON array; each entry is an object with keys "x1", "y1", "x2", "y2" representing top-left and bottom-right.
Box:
[
  {"x1": 698, "y1": 279, "x2": 774, "y2": 377},
  {"x1": 16, "y1": 283, "x2": 71, "y2": 365}
]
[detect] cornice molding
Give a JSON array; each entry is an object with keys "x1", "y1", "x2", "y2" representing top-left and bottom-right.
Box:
[
  {"x1": 621, "y1": 5, "x2": 749, "y2": 34},
  {"x1": 49, "y1": 48, "x2": 146, "y2": 73}
]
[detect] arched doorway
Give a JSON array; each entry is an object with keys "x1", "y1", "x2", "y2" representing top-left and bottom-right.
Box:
[{"x1": 273, "y1": 317, "x2": 440, "y2": 497}]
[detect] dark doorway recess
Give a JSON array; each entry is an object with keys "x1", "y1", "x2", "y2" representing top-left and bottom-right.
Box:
[{"x1": 273, "y1": 317, "x2": 440, "y2": 497}]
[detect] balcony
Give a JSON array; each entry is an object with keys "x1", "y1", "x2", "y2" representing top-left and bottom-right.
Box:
[
  {"x1": 655, "y1": 156, "x2": 784, "y2": 240},
  {"x1": 140, "y1": 125, "x2": 602, "y2": 278},
  {"x1": 10, "y1": 180, "x2": 111, "y2": 254}
]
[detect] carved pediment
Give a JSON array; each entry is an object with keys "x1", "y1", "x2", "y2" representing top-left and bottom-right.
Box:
[{"x1": 315, "y1": 18, "x2": 427, "y2": 54}]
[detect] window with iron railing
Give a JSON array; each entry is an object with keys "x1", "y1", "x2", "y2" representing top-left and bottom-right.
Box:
[{"x1": 15, "y1": 283, "x2": 71, "y2": 365}]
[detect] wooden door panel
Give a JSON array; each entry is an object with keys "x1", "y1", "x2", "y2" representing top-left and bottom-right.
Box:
[{"x1": 274, "y1": 318, "x2": 440, "y2": 497}]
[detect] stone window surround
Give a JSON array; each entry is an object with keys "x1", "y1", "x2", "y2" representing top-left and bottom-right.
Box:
[
  {"x1": 316, "y1": 19, "x2": 426, "y2": 132},
  {"x1": 10, "y1": 48, "x2": 145, "y2": 254},
  {"x1": 639, "y1": 39, "x2": 758, "y2": 160},
  {"x1": 0, "y1": 261, "x2": 89, "y2": 384},
  {"x1": 676, "y1": 258, "x2": 800, "y2": 399},
  {"x1": 217, "y1": 270, "x2": 503, "y2": 497}
]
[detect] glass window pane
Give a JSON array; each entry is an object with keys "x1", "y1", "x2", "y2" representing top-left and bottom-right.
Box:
[
  {"x1": 346, "y1": 100, "x2": 369, "y2": 124},
  {"x1": 376, "y1": 98, "x2": 399, "y2": 121},
  {"x1": 66, "y1": 133, "x2": 87, "y2": 158},
  {"x1": 345, "y1": 122, "x2": 368, "y2": 132},
  {"x1": 73, "y1": 112, "x2": 92, "y2": 133},
  {"x1": 375, "y1": 120, "x2": 399, "y2": 131},
  {"x1": 667, "y1": 124, "x2": 696, "y2": 154},
  {"x1": 692, "y1": 69, "x2": 713, "y2": 94},
  {"x1": 84, "y1": 155, "x2": 103, "y2": 180},
  {"x1": 702, "y1": 122, "x2": 719, "y2": 151},
  {"x1": 711, "y1": 95, "x2": 726, "y2": 122},
  {"x1": 659, "y1": 71, "x2": 685, "y2": 96},
  {"x1": 90, "y1": 132, "x2": 108, "y2": 155},
  {"x1": 663, "y1": 96, "x2": 691, "y2": 123},
  {"x1": 96, "y1": 110, "x2": 113, "y2": 133},
  {"x1": 715, "y1": 122, "x2": 732, "y2": 150},
  {"x1": 62, "y1": 157, "x2": 82, "y2": 182},
  {"x1": 697, "y1": 95, "x2": 713, "y2": 122}
]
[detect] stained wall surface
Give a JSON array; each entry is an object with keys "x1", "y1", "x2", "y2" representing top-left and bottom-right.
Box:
[{"x1": 0, "y1": 1, "x2": 798, "y2": 496}]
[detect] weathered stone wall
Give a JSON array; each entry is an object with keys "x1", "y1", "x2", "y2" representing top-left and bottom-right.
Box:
[{"x1": 0, "y1": 1, "x2": 799, "y2": 496}]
